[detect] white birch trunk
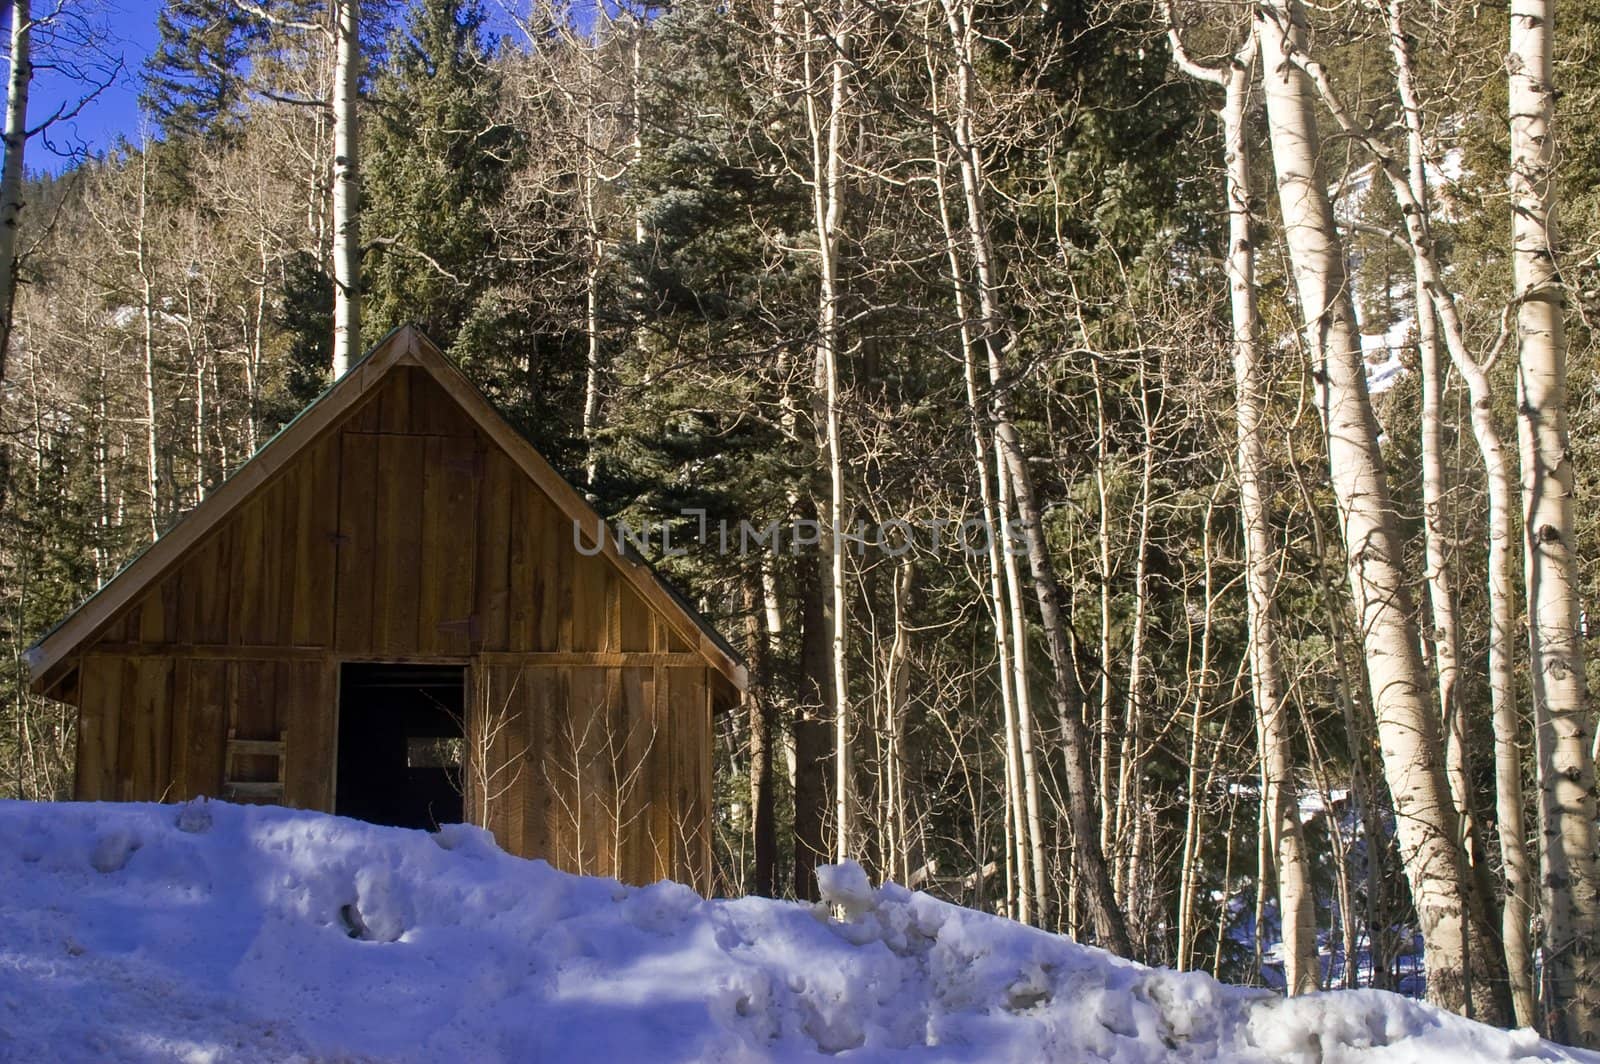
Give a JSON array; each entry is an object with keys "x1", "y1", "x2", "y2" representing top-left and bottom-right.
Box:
[
  {"x1": 330, "y1": 0, "x2": 361, "y2": 377},
  {"x1": 1093, "y1": 365, "x2": 1116, "y2": 861},
  {"x1": 1220, "y1": 49, "x2": 1321, "y2": 1000},
  {"x1": 1113, "y1": 371, "x2": 1153, "y2": 910},
  {"x1": 802, "y1": 1, "x2": 852, "y2": 862},
  {"x1": 1165, "y1": 11, "x2": 1320, "y2": 995},
  {"x1": 996, "y1": 429, "x2": 1047, "y2": 922},
  {"x1": 136, "y1": 152, "x2": 160, "y2": 541},
  {"x1": 932, "y1": 120, "x2": 1029, "y2": 920},
  {"x1": 1508, "y1": 0, "x2": 1600, "y2": 1042},
  {"x1": 1290, "y1": 1, "x2": 1535, "y2": 1016},
  {"x1": 1257, "y1": 0, "x2": 1482, "y2": 1016},
  {"x1": 581, "y1": 134, "x2": 603, "y2": 486},
  {"x1": 1416, "y1": 292, "x2": 1470, "y2": 820},
  {"x1": 940, "y1": 0, "x2": 1128, "y2": 953},
  {"x1": 0, "y1": 0, "x2": 29, "y2": 376},
  {"x1": 1386, "y1": 2, "x2": 1536, "y2": 1023},
  {"x1": 885, "y1": 560, "x2": 914, "y2": 883}
]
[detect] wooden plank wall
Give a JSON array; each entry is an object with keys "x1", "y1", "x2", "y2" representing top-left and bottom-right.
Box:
[
  {"x1": 75, "y1": 655, "x2": 334, "y2": 810},
  {"x1": 67, "y1": 363, "x2": 719, "y2": 886},
  {"x1": 92, "y1": 367, "x2": 695, "y2": 660},
  {"x1": 472, "y1": 663, "x2": 712, "y2": 889}
]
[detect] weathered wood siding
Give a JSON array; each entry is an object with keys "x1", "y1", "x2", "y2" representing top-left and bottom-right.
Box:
[
  {"x1": 75, "y1": 655, "x2": 336, "y2": 809},
  {"x1": 470, "y1": 663, "x2": 712, "y2": 891},
  {"x1": 88, "y1": 369, "x2": 697, "y2": 659},
  {"x1": 67, "y1": 365, "x2": 723, "y2": 887}
]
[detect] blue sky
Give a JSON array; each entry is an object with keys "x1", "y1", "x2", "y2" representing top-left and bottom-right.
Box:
[
  {"x1": 30, "y1": 0, "x2": 162, "y2": 171},
  {"x1": 26, "y1": 0, "x2": 575, "y2": 174}
]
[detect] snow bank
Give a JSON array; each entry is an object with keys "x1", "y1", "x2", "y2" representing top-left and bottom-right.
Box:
[{"x1": 0, "y1": 801, "x2": 1591, "y2": 1064}]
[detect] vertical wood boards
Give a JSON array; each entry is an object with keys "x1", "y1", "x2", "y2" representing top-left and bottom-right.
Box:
[
  {"x1": 667, "y1": 667, "x2": 711, "y2": 891},
  {"x1": 172, "y1": 659, "x2": 227, "y2": 799},
  {"x1": 471, "y1": 662, "x2": 712, "y2": 887},
  {"x1": 228, "y1": 659, "x2": 280, "y2": 788},
  {"x1": 619, "y1": 665, "x2": 656, "y2": 886},
  {"x1": 65, "y1": 366, "x2": 689, "y2": 663},
  {"x1": 620, "y1": 584, "x2": 652, "y2": 654},
  {"x1": 58, "y1": 356, "x2": 719, "y2": 891},
  {"x1": 279, "y1": 660, "x2": 336, "y2": 811},
  {"x1": 287, "y1": 435, "x2": 338, "y2": 647},
  {"x1": 371, "y1": 433, "x2": 426, "y2": 655},
  {"x1": 335, "y1": 429, "x2": 379, "y2": 652},
  {"x1": 516, "y1": 666, "x2": 553, "y2": 864},
  {"x1": 418, "y1": 436, "x2": 478, "y2": 656},
  {"x1": 73, "y1": 655, "x2": 174, "y2": 802},
  {"x1": 473, "y1": 450, "x2": 513, "y2": 651},
  {"x1": 74, "y1": 655, "x2": 119, "y2": 800}
]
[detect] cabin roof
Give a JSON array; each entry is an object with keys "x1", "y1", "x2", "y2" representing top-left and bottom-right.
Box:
[{"x1": 25, "y1": 326, "x2": 747, "y2": 693}]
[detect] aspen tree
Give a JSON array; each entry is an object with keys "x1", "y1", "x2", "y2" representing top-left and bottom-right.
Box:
[
  {"x1": 1256, "y1": 0, "x2": 1501, "y2": 1019},
  {"x1": 1388, "y1": 0, "x2": 1531, "y2": 1024},
  {"x1": 743, "y1": 573, "x2": 777, "y2": 897},
  {"x1": 799, "y1": 0, "x2": 853, "y2": 863},
  {"x1": 930, "y1": 105, "x2": 1031, "y2": 920},
  {"x1": 0, "y1": 0, "x2": 30, "y2": 377},
  {"x1": 937, "y1": 0, "x2": 1128, "y2": 952},
  {"x1": 1164, "y1": 5, "x2": 1320, "y2": 995},
  {"x1": 135, "y1": 149, "x2": 161, "y2": 540},
  {"x1": 1271, "y1": 0, "x2": 1535, "y2": 1017},
  {"x1": 330, "y1": 0, "x2": 360, "y2": 376},
  {"x1": 1508, "y1": 0, "x2": 1600, "y2": 1042}
]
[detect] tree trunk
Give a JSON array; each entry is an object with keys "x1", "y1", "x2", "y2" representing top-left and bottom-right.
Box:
[
  {"x1": 0, "y1": 0, "x2": 30, "y2": 379},
  {"x1": 885, "y1": 559, "x2": 916, "y2": 885},
  {"x1": 1416, "y1": 287, "x2": 1471, "y2": 823},
  {"x1": 932, "y1": 119, "x2": 1029, "y2": 919},
  {"x1": 1093, "y1": 364, "x2": 1116, "y2": 864},
  {"x1": 802, "y1": 0, "x2": 852, "y2": 864},
  {"x1": 1508, "y1": 0, "x2": 1600, "y2": 1043},
  {"x1": 1286, "y1": 0, "x2": 1533, "y2": 1016},
  {"x1": 792, "y1": 547, "x2": 832, "y2": 901},
  {"x1": 579, "y1": 85, "x2": 604, "y2": 485},
  {"x1": 744, "y1": 573, "x2": 777, "y2": 897},
  {"x1": 1221, "y1": 48, "x2": 1320, "y2": 1000},
  {"x1": 996, "y1": 422, "x2": 1046, "y2": 923},
  {"x1": 1256, "y1": 0, "x2": 1489, "y2": 1017},
  {"x1": 1113, "y1": 365, "x2": 1154, "y2": 917},
  {"x1": 136, "y1": 152, "x2": 161, "y2": 541},
  {"x1": 330, "y1": 0, "x2": 361, "y2": 377},
  {"x1": 1387, "y1": 2, "x2": 1533, "y2": 1022},
  {"x1": 940, "y1": 0, "x2": 1127, "y2": 952},
  {"x1": 1165, "y1": 13, "x2": 1320, "y2": 994}
]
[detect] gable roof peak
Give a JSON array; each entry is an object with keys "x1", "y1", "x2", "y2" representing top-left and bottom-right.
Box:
[{"x1": 26, "y1": 327, "x2": 745, "y2": 694}]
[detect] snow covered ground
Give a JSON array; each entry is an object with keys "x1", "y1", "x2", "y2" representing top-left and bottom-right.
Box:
[{"x1": 0, "y1": 801, "x2": 1592, "y2": 1064}]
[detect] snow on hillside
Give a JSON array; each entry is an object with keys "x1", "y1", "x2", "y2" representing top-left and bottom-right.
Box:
[{"x1": 0, "y1": 802, "x2": 1592, "y2": 1064}]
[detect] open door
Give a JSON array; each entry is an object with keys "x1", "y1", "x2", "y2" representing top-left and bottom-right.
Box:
[{"x1": 335, "y1": 663, "x2": 465, "y2": 830}]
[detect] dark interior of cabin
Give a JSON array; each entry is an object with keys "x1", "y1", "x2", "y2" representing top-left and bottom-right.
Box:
[{"x1": 336, "y1": 663, "x2": 465, "y2": 830}]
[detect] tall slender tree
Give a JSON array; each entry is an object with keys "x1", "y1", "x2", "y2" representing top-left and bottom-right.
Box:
[
  {"x1": 1508, "y1": 0, "x2": 1600, "y2": 1042},
  {"x1": 1164, "y1": 3, "x2": 1319, "y2": 997},
  {"x1": 1256, "y1": 0, "x2": 1506, "y2": 1022},
  {"x1": 330, "y1": 0, "x2": 360, "y2": 375},
  {"x1": 0, "y1": 0, "x2": 32, "y2": 378}
]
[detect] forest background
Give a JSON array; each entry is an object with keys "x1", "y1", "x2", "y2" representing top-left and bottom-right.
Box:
[{"x1": 1, "y1": 0, "x2": 1597, "y2": 1045}]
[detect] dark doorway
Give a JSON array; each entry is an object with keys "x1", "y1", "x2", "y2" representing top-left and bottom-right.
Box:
[{"x1": 336, "y1": 663, "x2": 466, "y2": 830}]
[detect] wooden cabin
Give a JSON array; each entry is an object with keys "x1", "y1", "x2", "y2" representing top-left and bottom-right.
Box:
[{"x1": 25, "y1": 326, "x2": 745, "y2": 890}]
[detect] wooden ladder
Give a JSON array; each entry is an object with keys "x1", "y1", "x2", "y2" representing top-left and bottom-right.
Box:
[{"x1": 224, "y1": 728, "x2": 288, "y2": 803}]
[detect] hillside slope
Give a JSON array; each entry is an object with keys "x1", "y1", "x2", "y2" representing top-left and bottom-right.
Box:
[{"x1": 0, "y1": 801, "x2": 1591, "y2": 1063}]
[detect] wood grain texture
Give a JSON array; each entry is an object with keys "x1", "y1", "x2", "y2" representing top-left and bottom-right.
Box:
[{"x1": 52, "y1": 329, "x2": 728, "y2": 888}]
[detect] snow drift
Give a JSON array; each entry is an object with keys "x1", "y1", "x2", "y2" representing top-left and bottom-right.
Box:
[{"x1": 0, "y1": 801, "x2": 1591, "y2": 1063}]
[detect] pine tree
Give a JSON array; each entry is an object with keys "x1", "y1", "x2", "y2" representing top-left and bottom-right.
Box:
[
  {"x1": 362, "y1": 0, "x2": 520, "y2": 349},
  {"x1": 141, "y1": 0, "x2": 267, "y2": 142}
]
